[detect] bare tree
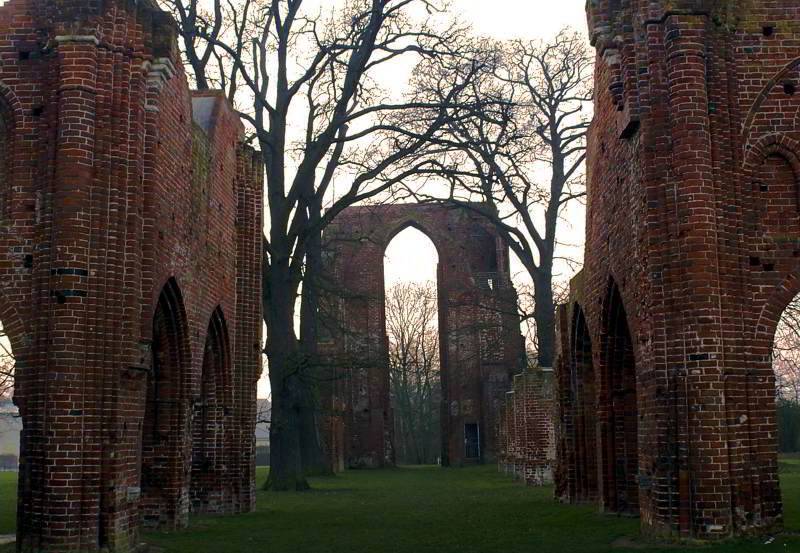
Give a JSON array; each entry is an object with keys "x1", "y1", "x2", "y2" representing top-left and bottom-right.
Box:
[
  {"x1": 0, "y1": 323, "x2": 14, "y2": 402},
  {"x1": 516, "y1": 278, "x2": 570, "y2": 358},
  {"x1": 386, "y1": 281, "x2": 440, "y2": 465},
  {"x1": 0, "y1": 322, "x2": 18, "y2": 460},
  {"x1": 163, "y1": 0, "x2": 485, "y2": 489},
  {"x1": 408, "y1": 29, "x2": 592, "y2": 368},
  {"x1": 774, "y1": 296, "x2": 800, "y2": 402}
]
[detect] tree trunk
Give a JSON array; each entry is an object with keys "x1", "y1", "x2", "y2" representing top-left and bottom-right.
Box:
[
  {"x1": 264, "y1": 257, "x2": 309, "y2": 491},
  {"x1": 533, "y1": 270, "x2": 556, "y2": 369},
  {"x1": 298, "y1": 229, "x2": 332, "y2": 476}
]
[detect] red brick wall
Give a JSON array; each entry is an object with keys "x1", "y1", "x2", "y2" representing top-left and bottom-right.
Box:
[
  {"x1": 555, "y1": 0, "x2": 800, "y2": 541},
  {"x1": 319, "y1": 204, "x2": 526, "y2": 468},
  {"x1": 497, "y1": 370, "x2": 555, "y2": 486},
  {"x1": 0, "y1": 0, "x2": 263, "y2": 550}
]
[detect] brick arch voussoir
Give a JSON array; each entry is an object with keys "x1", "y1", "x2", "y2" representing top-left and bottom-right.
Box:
[
  {"x1": 203, "y1": 305, "x2": 232, "y2": 403},
  {"x1": 743, "y1": 57, "x2": 800, "y2": 137},
  {"x1": 378, "y1": 217, "x2": 443, "y2": 260},
  {"x1": 149, "y1": 274, "x2": 191, "y2": 326},
  {"x1": 753, "y1": 269, "x2": 800, "y2": 354},
  {"x1": 0, "y1": 294, "x2": 30, "y2": 358},
  {"x1": 793, "y1": 103, "x2": 800, "y2": 135},
  {"x1": 152, "y1": 276, "x2": 193, "y2": 386},
  {"x1": 742, "y1": 133, "x2": 800, "y2": 177},
  {"x1": 568, "y1": 300, "x2": 596, "y2": 390},
  {"x1": 0, "y1": 81, "x2": 25, "y2": 130},
  {"x1": 569, "y1": 300, "x2": 601, "y2": 347},
  {"x1": 601, "y1": 273, "x2": 638, "y2": 338},
  {"x1": 598, "y1": 273, "x2": 643, "y2": 379}
]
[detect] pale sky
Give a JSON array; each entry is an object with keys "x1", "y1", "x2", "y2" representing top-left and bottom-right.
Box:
[
  {"x1": 385, "y1": 227, "x2": 439, "y2": 286},
  {"x1": 257, "y1": 0, "x2": 591, "y2": 398}
]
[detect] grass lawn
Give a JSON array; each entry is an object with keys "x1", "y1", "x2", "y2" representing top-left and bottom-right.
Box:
[
  {"x1": 3, "y1": 464, "x2": 800, "y2": 552},
  {"x1": 145, "y1": 465, "x2": 800, "y2": 553},
  {"x1": 0, "y1": 472, "x2": 14, "y2": 535}
]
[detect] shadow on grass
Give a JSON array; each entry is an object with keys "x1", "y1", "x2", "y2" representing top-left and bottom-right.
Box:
[
  {"x1": 2, "y1": 464, "x2": 800, "y2": 553},
  {"x1": 143, "y1": 464, "x2": 800, "y2": 553}
]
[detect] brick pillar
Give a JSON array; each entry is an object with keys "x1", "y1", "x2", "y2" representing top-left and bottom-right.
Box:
[
  {"x1": 233, "y1": 145, "x2": 263, "y2": 511},
  {"x1": 19, "y1": 35, "x2": 103, "y2": 552},
  {"x1": 662, "y1": 14, "x2": 731, "y2": 539}
]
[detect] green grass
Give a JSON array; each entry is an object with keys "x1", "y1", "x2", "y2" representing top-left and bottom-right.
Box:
[
  {"x1": 780, "y1": 457, "x2": 800, "y2": 531},
  {"x1": 0, "y1": 472, "x2": 15, "y2": 535},
  {"x1": 143, "y1": 466, "x2": 800, "y2": 553},
  {"x1": 3, "y1": 465, "x2": 800, "y2": 552}
]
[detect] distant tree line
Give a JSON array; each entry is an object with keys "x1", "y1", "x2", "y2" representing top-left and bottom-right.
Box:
[{"x1": 386, "y1": 282, "x2": 441, "y2": 465}]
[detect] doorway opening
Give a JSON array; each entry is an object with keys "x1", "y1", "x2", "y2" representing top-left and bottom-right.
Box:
[
  {"x1": 384, "y1": 226, "x2": 443, "y2": 465},
  {"x1": 464, "y1": 423, "x2": 480, "y2": 460}
]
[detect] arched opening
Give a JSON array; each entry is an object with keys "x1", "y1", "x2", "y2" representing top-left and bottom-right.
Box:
[
  {"x1": 0, "y1": 319, "x2": 19, "y2": 537},
  {"x1": 772, "y1": 287, "x2": 800, "y2": 533},
  {"x1": 383, "y1": 225, "x2": 444, "y2": 466},
  {"x1": 570, "y1": 305, "x2": 597, "y2": 502},
  {"x1": 597, "y1": 281, "x2": 638, "y2": 514},
  {"x1": 0, "y1": 103, "x2": 19, "y2": 537},
  {"x1": 140, "y1": 279, "x2": 191, "y2": 528},
  {"x1": 762, "y1": 150, "x2": 800, "y2": 530},
  {"x1": 190, "y1": 307, "x2": 232, "y2": 514}
]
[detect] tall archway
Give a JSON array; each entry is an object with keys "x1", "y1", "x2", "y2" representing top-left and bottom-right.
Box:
[
  {"x1": 140, "y1": 278, "x2": 191, "y2": 528},
  {"x1": 320, "y1": 204, "x2": 521, "y2": 471},
  {"x1": 383, "y1": 225, "x2": 443, "y2": 466},
  {"x1": 570, "y1": 305, "x2": 597, "y2": 502},
  {"x1": 0, "y1": 99, "x2": 20, "y2": 538},
  {"x1": 597, "y1": 280, "x2": 638, "y2": 514},
  {"x1": 190, "y1": 307, "x2": 232, "y2": 513}
]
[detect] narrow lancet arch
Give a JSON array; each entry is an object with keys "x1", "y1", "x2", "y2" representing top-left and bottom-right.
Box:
[
  {"x1": 597, "y1": 279, "x2": 638, "y2": 514},
  {"x1": 569, "y1": 304, "x2": 598, "y2": 502},
  {"x1": 140, "y1": 278, "x2": 191, "y2": 528},
  {"x1": 383, "y1": 225, "x2": 445, "y2": 466},
  {"x1": 190, "y1": 306, "x2": 233, "y2": 513}
]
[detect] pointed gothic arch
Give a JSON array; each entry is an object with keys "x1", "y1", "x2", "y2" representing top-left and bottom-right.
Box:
[
  {"x1": 570, "y1": 304, "x2": 598, "y2": 502},
  {"x1": 190, "y1": 306, "x2": 233, "y2": 513},
  {"x1": 597, "y1": 279, "x2": 639, "y2": 514},
  {"x1": 140, "y1": 278, "x2": 191, "y2": 528}
]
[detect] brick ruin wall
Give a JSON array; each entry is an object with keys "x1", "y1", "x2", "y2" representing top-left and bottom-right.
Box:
[
  {"x1": 496, "y1": 369, "x2": 556, "y2": 485},
  {"x1": 318, "y1": 204, "x2": 527, "y2": 469},
  {"x1": 552, "y1": 0, "x2": 800, "y2": 541},
  {"x1": 0, "y1": 0, "x2": 263, "y2": 550}
]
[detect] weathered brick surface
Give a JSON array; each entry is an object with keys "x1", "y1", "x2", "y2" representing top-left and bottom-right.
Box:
[
  {"x1": 318, "y1": 204, "x2": 526, "y2": 468},
  {"x1": 496, "y1": 369, "x2": 555, "y2": 486},
  {"x1": 554, "y1": 0, "x2": 800, "y2": 541},
  {"x1": 0, "y1": 0, "x2": 264, "y2": 550}
]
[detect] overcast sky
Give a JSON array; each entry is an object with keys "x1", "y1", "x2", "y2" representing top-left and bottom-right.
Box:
[{"x1": 257, "y1": 0, "x2": 591, "y2": 398}]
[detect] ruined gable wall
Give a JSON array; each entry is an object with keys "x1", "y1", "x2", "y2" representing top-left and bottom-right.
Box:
[
  {"x1": 0, "y1": 0, "x2": 263, "y2": 549},
  {"x1": 320, "y1": 203, "x2": 525, "y2": 469},
  {"x1": 556, "y1": 0, "x2": 800, "y2": 539}
]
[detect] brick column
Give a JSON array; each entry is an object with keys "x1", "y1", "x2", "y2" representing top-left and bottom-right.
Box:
[
  {"x1": 20, "y1": 35, "x2": 102, "y2": 552},
  {"x1": 662, "y1": 14, "x2": 732, "y2": 539},
  {"x1": 233, "y1": 145, "x2": 263, "y2": 511}
]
